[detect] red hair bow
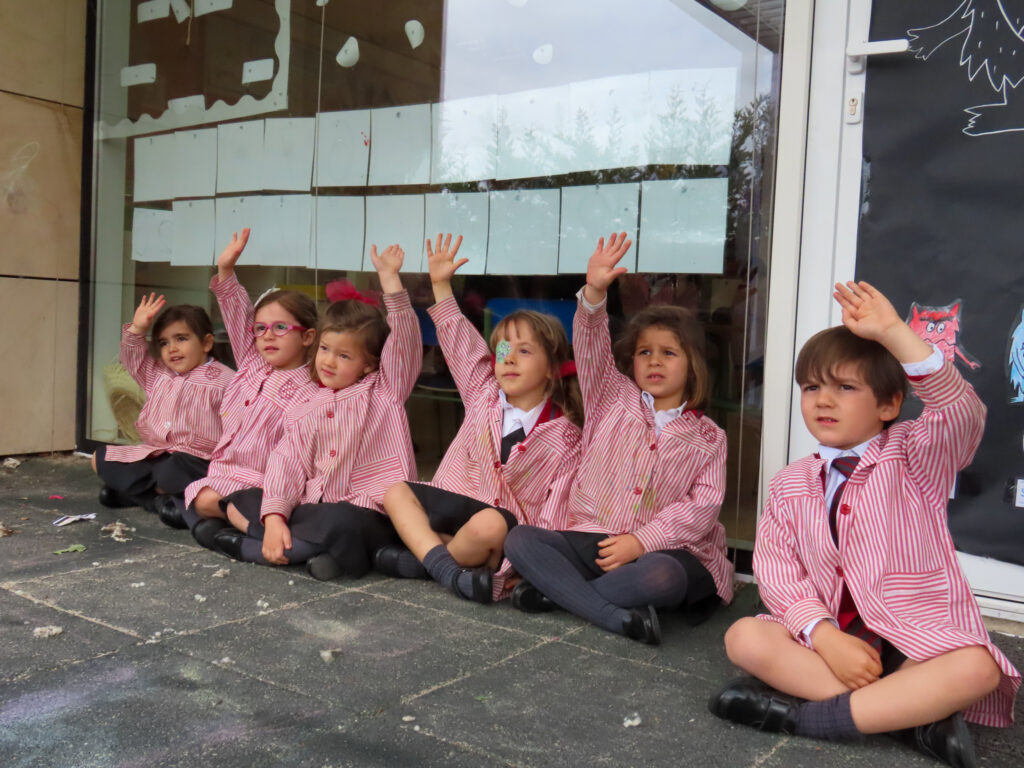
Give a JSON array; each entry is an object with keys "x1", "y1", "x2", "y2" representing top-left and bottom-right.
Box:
[
  {"x1": 558, "y1": 360, "x2": 577, "y2": 378},
  {"x1": 325, "y1": 278, "x2": 380, "y2": 307}
]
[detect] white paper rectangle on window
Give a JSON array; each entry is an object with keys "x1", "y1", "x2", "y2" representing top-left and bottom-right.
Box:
[
  {"x1": 263, "y1": 117, "x2": 315, "y2": 192},
  {"x1": 424, "y1": 192, "x2": 489, "y2": 275},
  {"x1": 487, "y1": 189, "x2": 560, "y2": 275},
  {"x1": 638, "y1": 178, "x2": 728, "y2": 274},
  {"x1": 241, "y1": 58, "x2": 275, "y2": 85},
  {"x1": 174, "y1": 128, "x2": 218, "y2": 199},
  {"x1": 133, "y1": 133, "x2": 177, "y2": 202},
  {"x1": 171, "y1": 199, "x2": 216, "y2": 266},
  {"x1": 138, "y1": 0, "x2": 170, "y2": 23},
  {"x1": 315, "y1": 109, "x2": 371, "y2": 187},
  {"x1": 217, "y1": 120, "x2": 265, "y2": 194},
  {"x1": 120, "y1": 63, "x2": 157, "y2": 87},
  {"x1": 195, "y1": 0, "x2": 232, "y2": 16},
  {"x1": 559, "y1": 184, "x2": 639, "y2": 274},
  {"x1": 647, "y1": 68, "x2": 736, "y2": 166},
  {"x1": 495, "y1": 86, "x2": 569, "y2": 181},
  {"x1": 259, "y1": 195, "x2": 313, "y2": 267},
  {"x1": 566, "y1": 73, "x2": 651, "y2": 173},
  {"x1": 431, "y1": 96, "x2": 497, "y2": 184},
  {"x1": 363, "y1": 195, "x2": 425, "y2": 273},
  {"x1": 215, "y1": 196, "x2": 265, "y2": 266},
  {"x1": 169, "y1": 0, "x2": 190, "y2": 23},
  {"x1": 131, "y1": 208, "x2": 174, "y2": 262},
  {"x1": 368, "y1": 104, "x2": 432, "y2": 186},
  {"x1": 313, "y1": 196, "x2": 364, "y2": 270}
]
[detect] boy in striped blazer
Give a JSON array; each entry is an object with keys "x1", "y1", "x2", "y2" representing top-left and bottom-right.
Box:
[{"x1": 711, "y1": 281, "x2": 1020, "y2": 767}]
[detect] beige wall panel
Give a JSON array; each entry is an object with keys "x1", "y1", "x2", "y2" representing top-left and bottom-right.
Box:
[
  {"x1": 52, "y1": 280, "x2": 79, "y2": 449},
  {"x1": 0, "y1": 0, "x2": 84, "y2": 105},
  {"x1": 0, "y1": 93, "x2": 82, "y2": 280},
  {"x1": 0, "y1": 278, "x2": 57, "y2": 455}
]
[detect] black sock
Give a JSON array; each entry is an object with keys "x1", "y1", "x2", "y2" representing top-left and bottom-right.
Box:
[
  {"x1": 423, "y1": 544, "x2": 463, "y2": 593},
  {"x1": 393, "y1": 548, "x2": 429, "y2": 579},
  {"x1": 795, "y1": 692, "x2": 863, "y2": 741}
]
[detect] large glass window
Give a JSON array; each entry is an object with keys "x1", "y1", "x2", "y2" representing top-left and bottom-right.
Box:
[{"x1": 87, "y1": 0, "x2": 785, "y2": 549}]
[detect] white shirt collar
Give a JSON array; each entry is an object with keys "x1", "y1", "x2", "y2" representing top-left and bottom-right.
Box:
[
  {"x1": 641, "y1": 390, "x2": 687, "y2": 437},
  {"x1": 818, "y1": 435, "x2": 878, "y2": 474},
  {"x1": 498, "y1": 390, "x2": 547, "y2": 438}
]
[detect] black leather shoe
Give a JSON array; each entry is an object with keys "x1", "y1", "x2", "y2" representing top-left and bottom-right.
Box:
[
  {"x1": 156, "y1": 496, "x2": 187, "y2": 529},
  {"x1": 192, "y1": 518, "x2": 230, "y2": 550},
  {"x1": 373, "y1": 545, "x2": 410, "y2": 577},
  {"x1": 306, "y1": 553, "x2": 344, "y2": 581},
  {"x1": 510, "y1": 581, "x2": 556, "y2": 613},
  {"x1": 211, "y1": 528, "x2": 245, "y2": 561},
  {"x1": 622, "y1": 605, "x2": 661, "y2": 645},
  {"x1": 453, "y1": 566, "x2": 493, "y2": 604},
  {"x1": 707, "y1": 676, "x2": 802, "y2": 734},
  {"x1": 897, "y1": 713, "x2": 977, "y2": 768},
  {"x1": 98, "y1": 485, "x2": 135, "y2": 508}
]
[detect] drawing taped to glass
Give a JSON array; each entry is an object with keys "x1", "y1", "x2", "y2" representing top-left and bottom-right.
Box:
[
  {"x1": 906, "y1": 299, "x2": 981, "y2": 371},
  {"x1": 1007, "y1": 306, "x2": 1024, "y2": 403},
  {"x1": 907, "y1": 0, "x2": 1024, "y2": 136}
]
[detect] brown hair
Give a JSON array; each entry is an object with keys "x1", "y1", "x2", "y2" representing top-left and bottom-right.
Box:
[
  {"x1": 310, "y1": 299, "x2": 390, "y2": 384},
  {"x1": 489, "y1": 310, "x2": 583, "y2": 428},
  {"x1": 254, "y1": 289, "x2": 319, "y2": 363},
  {"x1": 796, "y1": 326, "x2": 907, "y2": 426},
  {"x1": 149, "y1": 305, "x2": 215, "y2": 359},
  {"x1": 612, "y1": 305, "x2": 711, "y2": 411}
]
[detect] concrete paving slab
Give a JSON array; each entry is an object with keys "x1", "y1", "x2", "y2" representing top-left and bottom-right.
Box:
[
  {"x1": 358, "y1": 575, "x2": 590, "y2": 639},
  {"x1": 0, "y1": 588, "x2": 136, "y2": 684},
  {"x1": 5, "y1": 549, "x2": 347, "y2": 640},
  {"x1": 166, "y1": 588, "x2": 552, "y2": 719}
]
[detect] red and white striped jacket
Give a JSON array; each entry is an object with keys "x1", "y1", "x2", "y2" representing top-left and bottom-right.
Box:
[
  {"x1": 184, "y1": 274, "x2": 318, "y2": 508},
  {"x1": 104, "y1": 325, "x2": 234, "y2": 463},
  {"x1": 259, "y1": 291, "x2": 422, "y2": 521},
  {"x1": 565, "y1": 297, "x2": 734, "y2": 604},
  {"x1": 754, "y1": 361, "x2": 1020, "y2": 727},
  {"x1": 427, "y1": 296, "x2": 583, "y2": 599}
]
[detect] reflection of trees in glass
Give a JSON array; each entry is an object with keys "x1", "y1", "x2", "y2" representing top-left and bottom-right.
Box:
[
  {"x1": 646, "y1": 83, "x2": 729, "y2": 166},
  {"x1": 727, "y1": 94, "x2": 774, "y2": 245}
]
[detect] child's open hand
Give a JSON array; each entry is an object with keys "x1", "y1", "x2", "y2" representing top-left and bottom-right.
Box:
[
  {"x1": 833, "y1": 281, "x2": 903, "y2": 344},
  {"x1": 813, "y1": 622, "x2": 883, "y2": 690},
  {"x1": 261, "y1": 515, "x2": 292, "y2": 566},
  {"x1": 584, "y1": 232, "x2": 632, "y2": 304},
  {"x1": 595, "y1": 533, "x2": 644, "y2": 571},
  {"x1": 217, "y1": 228, "x2": 251, "y2": 280},
  {"x1": 426, "y1": 233, "x2": 466, "y2": 285},
  {"x1": 129, "y1": 292, "x2": 166, "y2": 335},
  {"x1": 370, "y1": 243, "x2": 405, "y2": 294}
]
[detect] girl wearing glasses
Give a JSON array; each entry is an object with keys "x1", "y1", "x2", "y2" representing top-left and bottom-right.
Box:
[
  {"x1": 91, "y1": 295, "x2": 234, "y2": 516},
  {"x1": 208, "y1": 243, "x2": 421, "y2": 575},
  {"x1": 167, "y1": 229, "x2": 321, "y2": 551}
]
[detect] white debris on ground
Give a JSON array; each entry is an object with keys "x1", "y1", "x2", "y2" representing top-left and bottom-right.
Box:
[
  {"x1": 402, "y1": 715, "x2": 416, "y2": 722},
  {"x1": 218, "y1": 657, "x2": 234, "y2": 665},
  {"x1": 256, "y1": 599, "x2": 270, "y2": 611},
  {"x1": 320, "y1": 650, "x2": 337, "y2": 663},
  {"x1": 211, "y1": 568, "x2": 230, "y2": 578},
  {"x1": 100, "y1": 521, "x2": 135, "y2": 542},
  {"x1": 622, "y1": 713, "x2": 642, "y2": 728},
  {"x1": 33, "y1": 626, "x2": 63, "y2": 638},
  {"x1": 3, "y1": 457, "x2": 22, "y2": 469},
  {"x1": 194, "y1": 594, "x2": 207, "y2": 603},
  {"x1": 130, "y1": 582, "x2": 145, "y2": 588}
]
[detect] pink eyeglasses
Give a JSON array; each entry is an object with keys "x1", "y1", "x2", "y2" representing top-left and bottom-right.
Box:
[{"x1": 251, "y1": 322, "x2": 308, "y2": 338}]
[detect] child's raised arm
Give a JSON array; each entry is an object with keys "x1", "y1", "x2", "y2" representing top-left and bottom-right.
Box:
[
  {"x1": 426, "y1": 233, "x2": 466, "y2": 304},
  {"x1": 833, "y1": 281, "x2": 932, "y2": 364},
  {"x1": 371, "y1": 243, "x2": 423, "y2": 402},
  {"x1": 583, "y1": 232, "x2": 631, "y2": 306},
  {"x1": 212, "y1": 229, "x2": 258, "y2": 368},
  {"x1": 121, "y1": 292, "x2": 166, "y2": 388}
]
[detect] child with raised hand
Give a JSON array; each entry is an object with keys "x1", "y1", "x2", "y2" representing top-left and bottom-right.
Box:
[
  {"x1": 166, "y1": 228, "x2": 320, "y2": 549},
  {"x1": 207, "y1": 244, "x2": 421, "y2": 574},
  {"x1": 377, "y1": 233, "x2": 583, "y2": 602},
  {"x1": 503, "y1": 233, "x2": 734, "y2": 644},
  {"x1": 93, "y1": 293, "x2": 234, "y2": 514},
  {"x1": 711, "y1": 281, "x2": 1020, "y2": 766}
]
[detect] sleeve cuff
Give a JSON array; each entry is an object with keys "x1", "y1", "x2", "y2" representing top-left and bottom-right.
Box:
[
  {"x1": 575, "y1": 286, "x2": 606, "y2": 313},
  {"x1": 260, "y1": 499, "x2": 292, "y2": 523},
  {"x1": 902, "y1": 344, "x2": 944, "y2": 377},
  {"x1": 382, "y1": 290, "x2": 411, "y2": 313},
  {"x1": 783, "y1": 598, "x2": 834, "y2": 638},
  {"x1": 801, "y1": 617, "x2": 839, "y2": 649},
  {"x1": 632, "y1": 524, "x2": 670, "y2": 555},
  {"x1": 427, "y1": 295, "x2": 461, "y2": 325},
  {"x1": 210, "y1": 272, "x2": 239, "y2": 295},
  {"x1": 122, "y1": 324, "x2": 147, "y2": 344},
  {"x1": 909, "y1": 358, "x2": 969, "y2": 408}
]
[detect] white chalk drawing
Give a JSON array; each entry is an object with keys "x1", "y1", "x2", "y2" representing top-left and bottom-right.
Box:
[
  {"x1": 908, "y1": 1, "x2": 1024, "y2": 136},
  {"x1": 1008, "y1": 306, "x2": 1024, "y2": 403},
  {"x1": 100, "y1": 0, "x2": 290, "y2": 140}
]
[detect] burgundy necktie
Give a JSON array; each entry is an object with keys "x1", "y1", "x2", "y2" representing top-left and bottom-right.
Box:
[{"x1": 828, "y1": 455, "x2": 859, "y2": 546}]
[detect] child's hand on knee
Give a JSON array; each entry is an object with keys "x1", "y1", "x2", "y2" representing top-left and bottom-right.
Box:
[
  {"x1": 595, "y1": 533, "x2": 644, "y2": 571},
  {"x1": 262, "y1": 515, "x2": 292, "y2": 565},
  {"x1": 813, "y1": 623, "x2": 883, "y2": 689}
]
